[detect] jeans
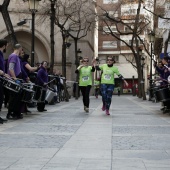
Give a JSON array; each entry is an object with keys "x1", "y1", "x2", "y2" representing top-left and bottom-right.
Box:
[{"x1": 100, "y1": 84, "x2": 114, "y2": 110}]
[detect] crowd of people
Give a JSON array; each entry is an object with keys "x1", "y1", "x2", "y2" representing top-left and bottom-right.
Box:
[
  {"x1": 0, "y1": 39, "x2": 64, "y2": 124},
  {"x1": 153, "y1": 56, "x2": 170, "y2": 112}
]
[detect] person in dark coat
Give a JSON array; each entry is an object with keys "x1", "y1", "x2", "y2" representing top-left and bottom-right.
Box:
[
  {"x1": 36, "y1": 61, "x2": 48, "y2": 112},
  {"x1": 0, "y1": 39, "x2": 9, "y2": 123}
]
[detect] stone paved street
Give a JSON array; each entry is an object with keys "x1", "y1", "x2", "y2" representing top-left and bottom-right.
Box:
[{"x1": 0, "y1": 95, "x2": 170, "y2": 170}]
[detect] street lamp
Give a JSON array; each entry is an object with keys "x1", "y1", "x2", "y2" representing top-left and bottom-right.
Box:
[
  {"x1": 141, "y1": 55, "x2": 145, "y2": 99},
  {"x1": 148, "y1": 31, "x2": 155, "y2": 101},
  {"x1": 77, "y1": 49, "x2": 82, "y2": 63},
  {"x1": 28, "y1": 0, "x2": 41, "y2": 66}
]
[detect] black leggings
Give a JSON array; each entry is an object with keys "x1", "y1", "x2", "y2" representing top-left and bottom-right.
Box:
[{"x1": 79, "y1": 85, "x2": 91, "y2": 108}]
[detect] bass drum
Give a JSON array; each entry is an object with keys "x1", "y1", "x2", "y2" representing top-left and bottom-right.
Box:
[{"x1": 155, "y1": 88, "x2": 170, "y2": 102}]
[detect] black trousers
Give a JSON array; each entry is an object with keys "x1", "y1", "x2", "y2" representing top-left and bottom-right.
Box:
[
  {"x1": 3, "y1": 87, "x2": 9, "y2": 106},
  {"x1": 0, "y1": 82, "x2": 3, "y2": 110},
  {"x1": 37, "y1": 102, "x2": 45, "y2": 111},
  {"x1": 8, "y1": 90, "x2": 22, "y2": 117},
  {"x1": 79, "y1": 85, "x2": 91, "y2": 108}
]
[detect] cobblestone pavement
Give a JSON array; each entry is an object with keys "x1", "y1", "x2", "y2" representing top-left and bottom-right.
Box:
[{"x1": 0, "y1": 95, "x2": 170, "y2": 170}]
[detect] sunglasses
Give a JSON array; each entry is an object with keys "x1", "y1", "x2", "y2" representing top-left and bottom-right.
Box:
[{"x1": 83, "y1": 60, "x2": 89, "y2": 62}]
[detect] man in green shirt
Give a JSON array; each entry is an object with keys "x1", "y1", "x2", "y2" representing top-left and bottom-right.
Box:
[{"x1": 96, "y1": 57, "x2": 128, "y2": 115}]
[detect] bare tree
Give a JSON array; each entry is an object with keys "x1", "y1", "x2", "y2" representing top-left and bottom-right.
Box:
[
  {"x1": 0, "y1": 0, "x2": 18, "y2": 46},
  {"x1": 97, "y1": 0, "x2": 152, "y2": 99}
]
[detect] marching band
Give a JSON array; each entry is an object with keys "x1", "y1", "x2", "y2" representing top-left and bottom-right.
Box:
[{"x1": 0, "y1": 40, "x2": 62, "y2": 124}]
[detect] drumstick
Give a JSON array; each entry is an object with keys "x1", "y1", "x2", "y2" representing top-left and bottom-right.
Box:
[
  {"x1": 48, "y1": 87, "x2": 55, "y2": 92},
  {"x1": 47, "y1": 78, "x2": 56, "y2": 85}
]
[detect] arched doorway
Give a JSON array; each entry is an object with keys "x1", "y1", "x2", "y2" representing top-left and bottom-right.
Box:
[{"x1": 4, "y1": 30, "x2": 49, "y2": 65}]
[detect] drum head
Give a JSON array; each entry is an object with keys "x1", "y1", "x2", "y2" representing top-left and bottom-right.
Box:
[{"x1": 168, "y1": 76, "x2": 170, "y2": 83}]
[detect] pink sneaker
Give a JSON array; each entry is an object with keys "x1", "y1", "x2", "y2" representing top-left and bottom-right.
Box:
[
  {"x1": 106, "y1": 109, "x2": 110, "y2": 115},
  {"x1": 102, "y1": 105, "x2": 106, "y2": 111}
]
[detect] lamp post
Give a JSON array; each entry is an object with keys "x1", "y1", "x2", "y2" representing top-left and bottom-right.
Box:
[
  {"x1": 28, "y1": 0, "x2": 40, "y2": 66},
  {"x1": 141, "y1": 56, "x2": 145, "y2": 81},
  {"x1": 75, "y1": 49, "x2": 82, "y2": 100},
  {"x1": 148, "y1": 31, "x2": 155, "y2": 101},
  {"x1": 141, "y1": 55, "x2": 146, "y2": 100}
]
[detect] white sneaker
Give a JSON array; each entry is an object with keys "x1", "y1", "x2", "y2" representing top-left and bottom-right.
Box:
[{"x1": 85, "y1": 108, "x2": 89, "y2": 113}]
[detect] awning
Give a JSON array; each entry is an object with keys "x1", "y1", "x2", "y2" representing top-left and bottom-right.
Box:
[
  {"x1": 114, "y1": 63, "x2": 138, "y2": 79},
  {"x1": 159, "y1": 52, "x2": 170, "y2": 59}
]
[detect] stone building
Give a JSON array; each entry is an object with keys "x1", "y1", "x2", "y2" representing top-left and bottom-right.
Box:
[{"x1": 0, "y1": 0, "x2": 96, "y2": 83}]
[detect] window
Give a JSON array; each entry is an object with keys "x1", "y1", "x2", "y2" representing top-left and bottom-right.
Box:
[
  {"x1": 129, "y1": 39, "x2": 144, "y2": 46},
  {"x1": 121, "y1": 8, "x2": 136, "y2": 15},
  {"x1": 166, "y1": 3, "x2": 170, "y2": 10},
  {"x1": 108, "y1": 11, "x2": 118, "y2": 17},
  {"x1": 103, "y1": 41, "x2": 117, "y2": 48},
  {"x1": 121, "y1": 40, "x2": 129, "y2": 46},
  {"x1": 124, "y1": 26, "x2": 132, "y2": 33},
  {"x1": 103, "y1": 26, "x2": 117, "y2": 34},
  {"x1": 103, "y1": 0, "x2": 118, "y2": 4},
  {"x1": 113, "y1": 56, "x2": 119, "y2": 62}
]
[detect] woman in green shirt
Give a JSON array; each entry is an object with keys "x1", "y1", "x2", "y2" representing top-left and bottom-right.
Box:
[
  {"x1": 75, "y1": 57, "x2": 95, "y2": 112},
  {"x1": 96, "y1": 57, "x2": 128, "y2": 115}
]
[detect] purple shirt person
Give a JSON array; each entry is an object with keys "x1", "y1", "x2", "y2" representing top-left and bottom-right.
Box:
[
  {"x1": 8, "y1": 53, "x2": 21, "y2": 78},
  {"x1": 0, "y1": 51, "x2": 4, "y2": 73},
  {"x1": 36, "y1": 63, "x2": 48, "y2": 86},
  {"x1": 0, "y1": 39, "x2": 8, "y2": 77}
]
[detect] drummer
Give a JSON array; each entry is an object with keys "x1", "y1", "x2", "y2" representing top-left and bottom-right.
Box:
[
  {"x1": 21, "y1": 54, "x2": 38, "y2": 77},
  {"x1": 6, "y1": 44, "x2": 24, "y2": 119},
  {"x1": 154, "y1": 57, "x2": 170, "y2": 112},
  {"x1": 154, "y1": 57, "x2": 170, "y2": 86},
  {"x1": 0, "y1": 39, "x2": 9, "y2": 123},
  {"x1": 35, "y1": 61, "x2": 48, "y2": 112},
  {"x1": 19, "y1": 51, "x2": 38, "y2": 113}
]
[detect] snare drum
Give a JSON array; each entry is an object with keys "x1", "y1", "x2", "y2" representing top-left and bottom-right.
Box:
[
  {"x1": 21, "y1": 88, "x2": 35, "y2": 103},
  {"x1": 33, "y1": 85, "x2": 46, "y2": 102},
  {"x1": 155, "y1": 88, "x2": 170, "y2": 102},
  {"x1": 45, "y1": 89, "x2": 56, "y2": 103},
  {"x1": 4, "y1": 79, "x2": 21, "y2": 93}
]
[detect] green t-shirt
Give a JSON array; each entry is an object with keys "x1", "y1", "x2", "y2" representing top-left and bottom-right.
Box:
[
  {"x1": 79, "y1": 66, "x2": 93, "y2": 86},
  {"x1": 99, "y1": 64, "x2": 120, "y2": 84},
  {"x1": 94, "y1": 80, "x2": 100, "y2": 88}
]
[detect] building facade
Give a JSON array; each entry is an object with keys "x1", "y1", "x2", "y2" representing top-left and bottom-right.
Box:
[
  {"x1": 0, "y1": 0, "x2": 96, "y2": 83},
  {"x1": 96, "y1": 0, "x2": 142, "y2": 94}
]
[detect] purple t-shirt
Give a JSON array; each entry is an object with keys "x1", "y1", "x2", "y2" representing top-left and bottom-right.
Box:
[{"x1": 8, "y1": 53, "x2": 21, "y2": 77}]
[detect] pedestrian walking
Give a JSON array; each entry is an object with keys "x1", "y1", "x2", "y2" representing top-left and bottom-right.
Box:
[
  {"x1": 117, "y1": 86, "x2": 121, "y2": 96},
  {"x1": 75, "y1": 57, "x2": 95, "y2": 113},
  {"x1": 95, "y1": 56, "x2": 128, "y2": 115},
  {"x1": 94, "y1": 78, "x2": 100, "y2": 98}
]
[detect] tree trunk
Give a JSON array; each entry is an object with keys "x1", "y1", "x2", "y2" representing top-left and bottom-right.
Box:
[
  {"x1": 74, "y1": 38, "x2": 79, "y2": 100},
  {"x1": 0, "y1": 0, "x2": 18, "y2": 46},
  {"x1": 62, "y1": 39, "x2": 66, "y2": 78}
]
